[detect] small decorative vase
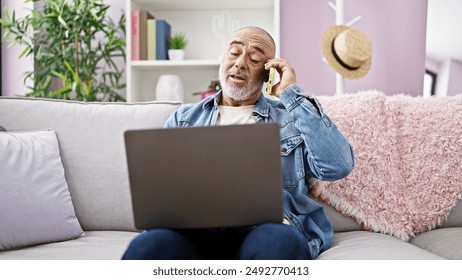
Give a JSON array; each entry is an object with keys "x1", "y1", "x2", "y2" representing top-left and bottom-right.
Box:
[
  {"x1": 155, "y1": 74, "x2": 184, "y2": 102},
  {"x1": 168, "y1": 49, "x2": 185, "y2": 60}
]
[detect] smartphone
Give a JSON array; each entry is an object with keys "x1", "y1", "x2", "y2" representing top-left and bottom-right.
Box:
[{"x1": 266, "y1": 68, "x2": 275, "y2": 95}]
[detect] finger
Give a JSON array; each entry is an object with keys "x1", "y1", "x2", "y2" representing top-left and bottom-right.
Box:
[{"x1": 265, "y1": 59, "x2": 288, "y2": 71}]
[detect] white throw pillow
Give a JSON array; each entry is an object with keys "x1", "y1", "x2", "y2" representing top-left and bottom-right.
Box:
[{"x1": 0, "y1": 130, "x2": 84, "y2": 251}]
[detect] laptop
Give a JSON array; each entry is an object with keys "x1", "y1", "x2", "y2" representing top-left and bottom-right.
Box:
[{"x1": 124, "y1": 123, "x2": 283, "y2": 230}]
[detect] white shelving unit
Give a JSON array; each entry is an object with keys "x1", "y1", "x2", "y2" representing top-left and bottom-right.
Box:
[{"x1": 126, "y1": 0, "x2": 280, "y2": 103}]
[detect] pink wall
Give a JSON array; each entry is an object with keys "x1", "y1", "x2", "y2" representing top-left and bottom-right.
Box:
[
  {"x1": 2, "y1": 1, "x2": 33, "y2": 97},
  {"x1": 103, "y1": 0, "x2": 126, "y2": 98},
  {"x1": 280, "y1": 0, "x2": 427, "y2": 96}
]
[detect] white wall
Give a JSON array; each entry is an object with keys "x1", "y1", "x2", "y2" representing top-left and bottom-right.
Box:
[
  {"x1": 426, "y1": 57, "x2": 462, "y2": 96},
  {"x1": 446, "y1": 60, "x2": 462, "y2": 96},
  {"x1": 435, "y1": 61, "x2": 450, "y2": 97}
]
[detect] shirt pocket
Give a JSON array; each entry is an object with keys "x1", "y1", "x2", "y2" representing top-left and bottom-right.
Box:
[{"x1": 280, "y1": 135, "x2": 305, "y2": 188}]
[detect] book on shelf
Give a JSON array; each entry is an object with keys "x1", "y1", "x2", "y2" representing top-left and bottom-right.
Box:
[
  {"x1": 155, "y1": 19, "x2": 171, "y2": 60},
  {"x1": 147, "y1": 19, "x2": 156, "y2": 60},
  {"x1": 131, "y1": 10, "x2": 155, "y2": 61}
]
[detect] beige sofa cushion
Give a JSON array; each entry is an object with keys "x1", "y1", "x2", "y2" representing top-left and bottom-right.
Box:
[
  {"x1": 410, "y1": 228, "x2": 462, "y2": 259},
  {"x1": 318, "y1": 231, "x2": 444, "y2": 260},
  {"x1": 0, "y1": 231, "x2": 138, "y2": 260},
  {"x1": 0, "y1": 97, "x2": 181, "y2": 231}
]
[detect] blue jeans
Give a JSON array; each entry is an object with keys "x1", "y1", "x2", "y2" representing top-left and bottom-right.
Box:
[{"x1": 122, "y1": 223, "x2": 310, "y2": 260}]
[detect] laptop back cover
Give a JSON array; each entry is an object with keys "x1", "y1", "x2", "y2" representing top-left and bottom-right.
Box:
[{"x1": 124, "y1": 123, "x2": 283, "y2": 230}]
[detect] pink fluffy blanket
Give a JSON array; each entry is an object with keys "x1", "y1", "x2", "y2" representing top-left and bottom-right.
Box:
[{"x1": 311, "y1": 90, "x2": 462, "y2": 241}]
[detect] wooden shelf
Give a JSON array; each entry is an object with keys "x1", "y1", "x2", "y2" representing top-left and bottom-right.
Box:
[
  {"x1": 132, "y1": 0, "x2": 275, "y2": 11},
  {"x1": 131, "y1": 60, "x2": 220, "y2": 69},
  {"x1": 126, "y1": 0, "x2": 279, "y2": 102}
]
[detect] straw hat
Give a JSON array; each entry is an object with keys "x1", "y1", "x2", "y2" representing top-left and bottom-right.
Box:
[{"x1": 321, "y1": 25, "x2": 372, "y2": 79}]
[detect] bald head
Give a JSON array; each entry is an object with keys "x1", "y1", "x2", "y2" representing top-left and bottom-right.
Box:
[{"x1": 229, "y1": 26, "x2": 276, "y2": 59}]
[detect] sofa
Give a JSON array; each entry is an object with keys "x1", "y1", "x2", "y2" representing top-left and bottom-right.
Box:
[{"x1": 0, "y1": 91, "x2": 461, "y2": 260}]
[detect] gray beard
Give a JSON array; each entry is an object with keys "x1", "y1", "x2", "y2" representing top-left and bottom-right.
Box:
[{"x1": 219, "y1": 69, "x2": 263, "y2": 101}]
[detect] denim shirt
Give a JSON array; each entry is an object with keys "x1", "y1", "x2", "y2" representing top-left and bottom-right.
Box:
[{"x1": 164, "y1": 84, "x2": 355, "y2": 259}]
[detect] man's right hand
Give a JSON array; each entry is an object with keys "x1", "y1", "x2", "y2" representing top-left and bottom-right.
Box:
[{"x1": 265, "y1": 58, "x2": 297, "y2": 97}]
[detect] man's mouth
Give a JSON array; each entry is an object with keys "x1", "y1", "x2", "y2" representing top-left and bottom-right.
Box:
[{"x1": 228, "y1": 73, "x2": 247, "y2": 82}]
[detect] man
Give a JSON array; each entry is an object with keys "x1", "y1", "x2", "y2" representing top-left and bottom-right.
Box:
[{"x1": 122, "y1": 26, "x2": 354, "y2": 260}]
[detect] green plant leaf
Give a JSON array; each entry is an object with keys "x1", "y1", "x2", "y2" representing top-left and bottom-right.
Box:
[
  {"x1": 3, "y1": 7, "x2": 11, "y2": 22},
  {"x1": 2, "y1": 0, "x2": 126, "y2": 101},
  {"x1": 18, "y1": 46, "x2": 31, "y2": 59},
  {"x1": 50, "y1": 87, "x2": 72, "y2": 98},
  {"x1": 57, "y1": 15, "x2": 68, "y2": 28},
  {"x1": 168, "y1": 32, "x2": 188, "y2": 49}
]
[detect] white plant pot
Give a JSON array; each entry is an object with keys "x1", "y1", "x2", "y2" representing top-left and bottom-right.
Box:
[
  {"x1": 155, "y1": 74, "x2": 184, "y2": 102},
  {"x1": 168, "y1": 49, "x2": 185, "y2": 61}
]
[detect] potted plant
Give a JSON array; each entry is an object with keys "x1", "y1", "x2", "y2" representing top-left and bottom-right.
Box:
[
  {"x1": 0, "y1": 0, "x2": 126, "y2": 101},
  {"x1": 168, "y1": 32, "x2": 187, "y2": 61}
]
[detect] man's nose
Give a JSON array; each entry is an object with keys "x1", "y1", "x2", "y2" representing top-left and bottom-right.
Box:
[{"x1": 234, "y1": 55, "x2": 247, "y2": 69}]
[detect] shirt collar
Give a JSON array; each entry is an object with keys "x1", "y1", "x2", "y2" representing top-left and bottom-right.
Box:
[{"x1": 203, "y1": 90, "x2": 270, "y2": 118}]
